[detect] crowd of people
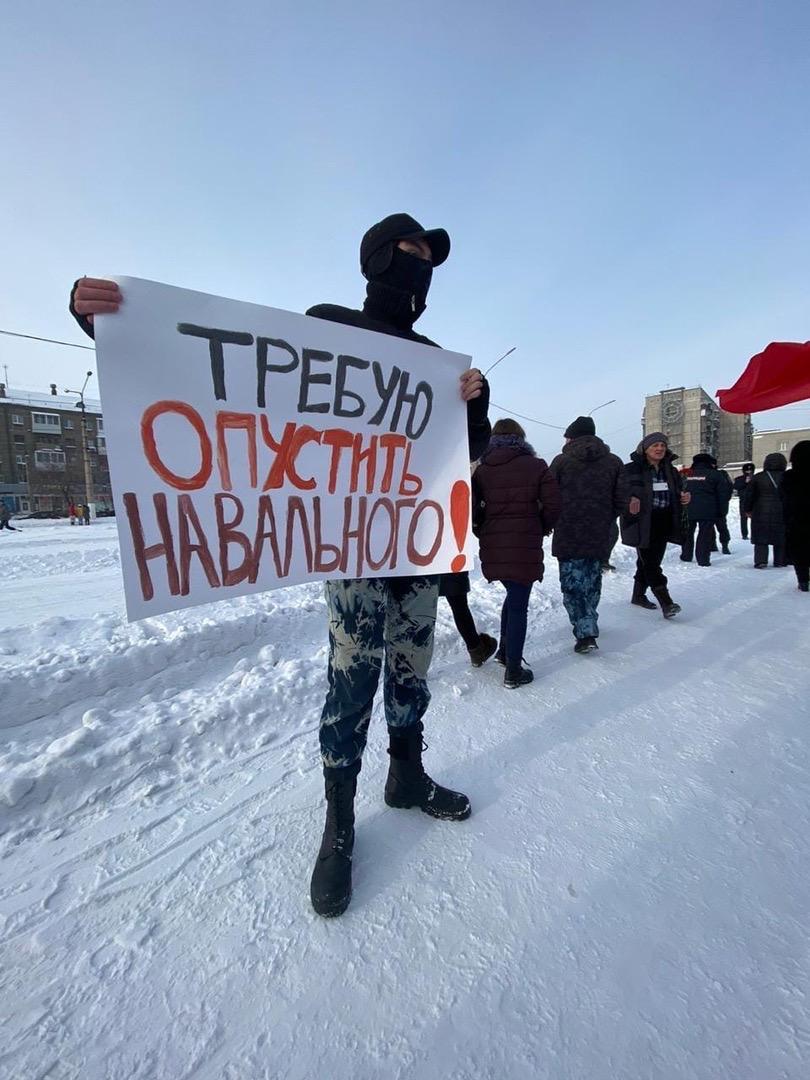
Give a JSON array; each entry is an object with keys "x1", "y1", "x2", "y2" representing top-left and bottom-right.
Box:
[
  {"x1": 68, "y1": 211, "x2": 810, "y2": 920},
  {"x1": 456, "y1": 430, "x2": 810, "y2": 679}
]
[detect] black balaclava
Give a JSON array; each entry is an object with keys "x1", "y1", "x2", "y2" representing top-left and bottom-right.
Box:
[
  {"x1": 360, "y1": 213, "x2": 449, "y2": 331},
  {"x1": 364, "y1": 246, "x2": 433, "y2": 329}
]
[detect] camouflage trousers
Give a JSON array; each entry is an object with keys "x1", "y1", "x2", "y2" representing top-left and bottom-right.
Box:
[
  {"x1": 319, "y1": 576, "x2": 439, "y2": 769},
  {"x1": 558, "y1": 558, "x2": 603, "y2": 640}
]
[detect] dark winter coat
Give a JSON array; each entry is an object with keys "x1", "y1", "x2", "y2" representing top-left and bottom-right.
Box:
[
  {"x1": 547, "y1": 436, "x2": 629, "y2": 560},
  {"x1": 620, "y1": 450, "x2": 684, "y2": 549},
  {"x1": 743, "y1": 453, "x2": 787, "y2": 546},
  {"x1": 473, "y1": 437, "x2": 562, "y2": 585},
  {"x1": 305, "y1": 302, "x2": 491, "y2": 462},
  {"x1": 733, "y1": 474, "x2": 754, "y2": 502},
  {"x1": 684, "y1": 460, "x2": 732, "y2": 523},
  {"x1": 779, "y1": 468, "x2": 810, "y2": 564}
]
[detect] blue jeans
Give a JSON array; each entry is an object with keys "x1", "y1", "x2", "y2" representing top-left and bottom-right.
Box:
[{"x1": 499, "y1": 580, "x2": 533, "y2": 665}]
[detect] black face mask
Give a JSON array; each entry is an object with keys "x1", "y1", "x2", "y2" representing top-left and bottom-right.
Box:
[{"x1": 364, "y1": 246, "x2": 433, "y2": 327}]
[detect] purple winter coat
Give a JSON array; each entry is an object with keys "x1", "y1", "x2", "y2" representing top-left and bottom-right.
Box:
[{"x1": 472, "y1": 437, "x2": 562, "y2": 585}]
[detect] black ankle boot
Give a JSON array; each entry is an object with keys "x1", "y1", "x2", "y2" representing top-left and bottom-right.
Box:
[
  {"x1": 468, "y1": 633, "x2": 497, "y2": 667},
  {"x1": 384, "y1": 722, "x2": 470, "y2": 820},
  {"x1": 504, "y1": 659, "x2": 534, "y2": 687},
  {"x1": 631, "y1": 582, "x2": 657, "y2": 609},
  {"x1": 310, "y1": 764, "x2": 358, "y2": 917},
  {"x1": 652, "y1": 585, "x2": 681, "y2": 618}
]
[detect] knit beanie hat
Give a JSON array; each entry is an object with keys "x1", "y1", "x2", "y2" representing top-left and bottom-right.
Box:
[
  {"x1": 641, "y1": 431, "x2": 668, "y2": 451},
  {"x1": 564, "y1": 416, "x2": 596, "y2": 439}
]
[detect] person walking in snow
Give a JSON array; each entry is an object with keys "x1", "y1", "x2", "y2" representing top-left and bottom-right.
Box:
[
  {"x1": 733, "y1": 463, "x2": 755, "y2": 539},
  {"x1": 743, "y1": 452, "x2": 788, "y2": 568},
  {"x1": 437, "y1": 462, "x2": 497, "y2": 668},
  {"x1": 547, "y1": 416, "x2": 629, "y2": 653},
  {"x1": 472, "y1": 418, "x2": 561, "y2": 686},
  {"x1": 439, "y1": 569, "x2": 497, "y2": 668},
  {"x1": 714, "y1": 465, "x2": 734, "y2": 554},
  {"x1": 0, "y1": 502, "x2": 19, "y2": 531},
  {"x1": 69, "y1": 214, "x2": 491, "y2": 921},
  {"x1": 621, "y1": 432, "x2": 690, "y2": 618},
  {"x1": 680, "y1": 454, "x2": 731, "y2": 566},
  {"x1": 779, "y1": 441, "x2": 810, "y2": 591}
]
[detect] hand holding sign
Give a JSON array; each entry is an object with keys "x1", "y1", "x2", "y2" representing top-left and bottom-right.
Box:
[{"x1": 72, "y1": 278, "x2": 123, "y2": 323}]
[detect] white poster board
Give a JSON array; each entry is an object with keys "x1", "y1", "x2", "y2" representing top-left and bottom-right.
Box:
[{"x1": 94, "y1": 278, "x2": 475, "y2": 621}]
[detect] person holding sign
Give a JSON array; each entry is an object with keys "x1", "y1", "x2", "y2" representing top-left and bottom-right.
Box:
[
  {"x1": 304, "y1": 214, "x2": 490, "y2": 917},
  {"x1": 69, "y1": 213, "x2": 491, "y2": 920},
  {"x1": 620, "y1": 433, "x2": 690, "y2": 618}
]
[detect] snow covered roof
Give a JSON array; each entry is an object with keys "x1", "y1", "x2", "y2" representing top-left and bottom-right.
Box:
[{"x1": 0, "y1": 387, "x2": 103, "y2": 415}]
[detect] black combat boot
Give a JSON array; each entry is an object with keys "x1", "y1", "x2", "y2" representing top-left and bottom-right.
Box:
[
  {"x1": 652, "y1": 585, "x2": 681, "y2": 619},
  {"x1": 310, "y1": 763, "x2": 359, "y2": 918},
  {"x1": 384, "y1": 722, "x2": 471, "y2": 820},
  {"x1": 504, "y1": 661, "x2": 534, "y2": 688},
  {"x1": 631, "y1": 581, "x2": 657, "y2": 610},
  {"x1": 468, "y1": 633, "x2": 497, "y2": 667}
]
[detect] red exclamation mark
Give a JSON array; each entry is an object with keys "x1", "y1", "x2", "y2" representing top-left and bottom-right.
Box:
[{"x1": 449, "y1": 479, "x2": 470, "y2": 572}]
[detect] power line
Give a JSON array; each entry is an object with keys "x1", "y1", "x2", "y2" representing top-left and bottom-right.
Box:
[
  {"x1": 0, "y1": 328, "x2": 95, "y2": 351},
  {"x1": 490, "y1": 401, "x2": 566, "y2": 430}
]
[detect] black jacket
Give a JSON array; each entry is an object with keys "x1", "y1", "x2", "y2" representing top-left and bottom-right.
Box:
[
  {"x1": 743, "y1": 453, "x2": 787, "y2": 546},
  {"x1": 779, "y1": 467, "x2": 810, "y2": 562},
  {"x1": 684, "y1": 463, "x2": 731, "y2": 523},
  {"x1": 620, "y1": 450, "x2": 684, "y2": 549},
  {"x1": 733, "y1": 474, "x2": 754, "y2": 501},
  {"x1": 547, "y1": 436, "x2": 629, "y2": 560},
  {"x1": 306, "y1": 302, "x2": 490, "y2": 462}
]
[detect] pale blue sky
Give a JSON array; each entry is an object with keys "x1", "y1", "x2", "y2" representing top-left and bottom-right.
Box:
[{"x1": 2, "y1": 0, "x2": 809, "y2": 459}]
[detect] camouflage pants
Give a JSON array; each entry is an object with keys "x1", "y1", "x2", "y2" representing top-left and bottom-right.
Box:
[
  {"x1": 319, "y1": 576, "x2": 439, "y2": 769},
  {"x1": 558, "y1": 558, "x2": 602, "y2": 640}
]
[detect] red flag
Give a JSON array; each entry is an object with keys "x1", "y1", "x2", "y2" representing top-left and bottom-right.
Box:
[{"x1": 717, "y1": 341, "x2": 810, "y2": 413}]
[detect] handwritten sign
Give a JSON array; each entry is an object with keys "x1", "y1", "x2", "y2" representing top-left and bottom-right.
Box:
[{"x1": 94, "y1": 277, "x2": 475, "y2": 620}]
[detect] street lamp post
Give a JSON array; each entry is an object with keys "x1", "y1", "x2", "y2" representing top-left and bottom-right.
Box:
[{"x1": 64, "y1": 371, "x2": 95, "y2": 522}]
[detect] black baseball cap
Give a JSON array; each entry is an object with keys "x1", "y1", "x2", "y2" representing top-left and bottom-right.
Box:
[{"x1": 360, "y1": 213, "x2": 450, "y2": 278}]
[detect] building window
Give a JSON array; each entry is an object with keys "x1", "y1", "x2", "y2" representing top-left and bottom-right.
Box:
[
  {"x1": 12, "y1": 413, "x2": 23, "y2": 425},
  {"x1": 32, "y1": 412, "x2": 62, "y2": 434},
  {"x1": 13, "y1": 434, "x2": 25, "y2": 444},
  {"x1": 780, "y1": 441, "x2": 788, "y2": 451},
  {"x1": 97, "y1": 418, "x2": 104, "y2": 431},
  {"x1": 34, "y1": 448, "x2": 66, "y2": 471},
  {"x1": 64, "y1": 418, "x2": 74, "y2": 429}
]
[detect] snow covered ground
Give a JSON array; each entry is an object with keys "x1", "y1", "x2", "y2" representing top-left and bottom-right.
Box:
[{"x1": 1, "y1": 508, "x2": 808, "y2": 1080}]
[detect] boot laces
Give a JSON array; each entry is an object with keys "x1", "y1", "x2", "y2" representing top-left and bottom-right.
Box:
[{"x1": 325, "y1": 781, "x2": 353, "y2": 854}]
